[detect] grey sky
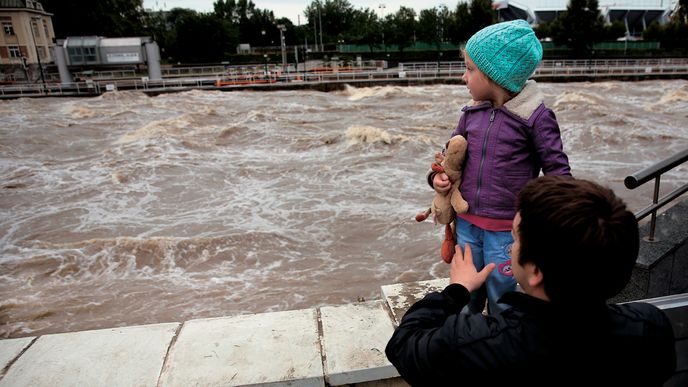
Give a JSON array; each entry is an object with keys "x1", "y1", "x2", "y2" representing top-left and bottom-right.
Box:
[{"x1": 142, "y1": 0, "x2": 458, "y2": 24}]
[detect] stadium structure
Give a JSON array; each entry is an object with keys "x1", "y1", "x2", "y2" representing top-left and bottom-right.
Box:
[{"x1": 493, "y1": 0, "x2": 680, "y2": 37}]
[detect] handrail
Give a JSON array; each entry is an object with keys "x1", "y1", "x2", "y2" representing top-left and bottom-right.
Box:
[
  {"x1": 3, "y1": 58, "x2": 688, "y2": 98},
  {"x1": 624, "y1": 148, "x2": 688, "y2": 241}
]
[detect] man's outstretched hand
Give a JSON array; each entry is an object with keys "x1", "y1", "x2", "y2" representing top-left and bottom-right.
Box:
[{"x1": 450, "y1": 244, "x2": 495, "y2": 292}]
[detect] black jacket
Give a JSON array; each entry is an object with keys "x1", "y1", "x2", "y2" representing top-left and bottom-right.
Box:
[{"x1": 385, "y1": 284, "x2": 676, "y2": 387}]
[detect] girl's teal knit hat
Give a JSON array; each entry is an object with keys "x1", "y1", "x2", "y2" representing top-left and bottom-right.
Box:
[{"x1": 465, "y1": 20, "x2": 543, "y2": 93}]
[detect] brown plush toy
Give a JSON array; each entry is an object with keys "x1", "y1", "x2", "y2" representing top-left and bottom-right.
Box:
[{"x1": 416, "y1": 135, "x2": 469, "y2": 263}]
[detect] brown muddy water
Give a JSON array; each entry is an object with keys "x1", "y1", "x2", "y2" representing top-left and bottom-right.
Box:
[{"x1": 1, "y1": 80, "x2": 687, "y2": 338}]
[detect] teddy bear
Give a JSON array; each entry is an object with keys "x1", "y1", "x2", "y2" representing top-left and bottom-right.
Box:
[{"x1": 415, "y1": 135, "x2": 469, "y2": 263}]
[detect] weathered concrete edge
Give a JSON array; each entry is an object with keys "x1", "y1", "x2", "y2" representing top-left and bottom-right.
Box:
[{"x1": 0, "y1": 306, "x2": 405, "y2": 387}]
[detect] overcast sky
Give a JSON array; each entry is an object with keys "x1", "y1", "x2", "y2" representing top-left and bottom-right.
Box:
[{"x1": 142, "y1": 0, "x2": 458, "y2": 24}]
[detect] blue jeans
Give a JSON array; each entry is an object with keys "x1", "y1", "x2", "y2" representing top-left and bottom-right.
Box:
[{"x1": 456, "y1": 217, "x2": 515, "y2": 314}]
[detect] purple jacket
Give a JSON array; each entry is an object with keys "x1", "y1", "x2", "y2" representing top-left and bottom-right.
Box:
[{"x1": 451, "y1": 81, "x2": 571, "y2": 220}]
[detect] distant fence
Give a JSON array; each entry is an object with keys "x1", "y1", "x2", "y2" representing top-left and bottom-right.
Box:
[
  {"x1": 337, "y1": 40, "x2": 661, "y2": 53},
  {"x1": 1, "y1": 58, "x2": 686, "y2": 98}
]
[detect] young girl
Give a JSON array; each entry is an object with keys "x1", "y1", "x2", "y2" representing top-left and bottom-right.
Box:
[{"x1": 431, "y1": 20, "x2": 571, "y2": 314}]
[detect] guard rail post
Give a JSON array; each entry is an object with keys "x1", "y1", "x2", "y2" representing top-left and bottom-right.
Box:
[{"x1": 624, "y1": 148, "x2": 688, "y2": 241}]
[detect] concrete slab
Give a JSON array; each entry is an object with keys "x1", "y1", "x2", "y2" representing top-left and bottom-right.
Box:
[
  {"x1": 0, "y1": 323, "x2": 179, "y2": 387},
  {"x1": 319, "y1": 301, "x2": 399, "y2": 386},
  {"x1": 159, "y1": 309, "x2": 323, "y2": 387},
  {"x1": 0, "y1": 337, "x2": 35, "y2": 373},
  {"x1": 381, "y1": 278, "x2": 449, "y2": 325}
]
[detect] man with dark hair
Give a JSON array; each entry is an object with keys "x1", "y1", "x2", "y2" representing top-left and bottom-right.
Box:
[{"x1": 386, "y1": 176, "x2": 676, "y2": 386}]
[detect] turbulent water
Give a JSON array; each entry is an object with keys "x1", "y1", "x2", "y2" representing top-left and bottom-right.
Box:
[{"x1": 1, "y1": 80, "x2": 687, "y2": 338}]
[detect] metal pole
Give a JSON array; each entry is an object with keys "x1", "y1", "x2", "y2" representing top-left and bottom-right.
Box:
[
  {"x1": 379, "y1": 4, "x2": 385, "y2": 52},
  {"x1": 648, "y1": 176, "x2": 661, "y2": 241},
  {"x1": 313, "y1": 13, "x2": 317, "y2": 52},
  {"x1": 277, "y1": 24, "x2": 287, "y2": 71},
  {"x1": 318, "y1": 3, "x2": 323, "y2": 52},
  {"x1": 29, "y1": 16, "x2": 45, "y2": 86}
]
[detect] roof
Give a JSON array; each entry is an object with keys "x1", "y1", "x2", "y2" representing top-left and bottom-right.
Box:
[
  {"x1": 0, "y1": 0, "x2": 44, "y2": 11},
  {"x1": 500, "y1": 0, "x2": 678, "y2": 33}
]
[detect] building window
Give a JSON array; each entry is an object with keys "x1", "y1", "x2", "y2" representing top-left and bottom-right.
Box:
[
  {"x1": 84, "y1": 46, "x2": 96, "y2": 61},
  {"x1": 67, "y1": 46, "x2": 83, "y2": 63},
  {"x1": 3, "y1": 22, "x2": 14, "y2": 35},
  {"x1": 34, "y1": 46, "x2": 45, "y2": 60},
  {"x1": 31, "y1": 21, "x2": 40, "y2": 39},
  {"x1": 68, "y1": 46, "x2": 97, "y2": 63},
  {"x1": 9, "y1": 46, "x2": 21, "y2": 58},
  {"x1": 42, "y1": 20, "x2": 48, "y2": 38}
]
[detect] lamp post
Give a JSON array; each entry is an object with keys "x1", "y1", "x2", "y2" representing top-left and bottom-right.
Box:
[
  {"x1": 379, "y1": 4, "x2": 386, "y2": 53},
  {"x1": 277, "y1": 24, "x2": 287, "y2": 70},
  {"x1": 29, "y1": 16, "x2": 45, "y2": 86},
  {"x1": 318, "y1": 2, "x2": 324, "y2": 52}
]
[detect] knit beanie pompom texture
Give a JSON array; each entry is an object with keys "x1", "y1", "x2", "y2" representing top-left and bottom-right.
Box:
[{"x1": 465, "y1": 20, "x2": 543, "y2": 93}]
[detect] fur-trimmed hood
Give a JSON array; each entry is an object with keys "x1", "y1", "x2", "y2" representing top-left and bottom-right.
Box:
[{"x1": 467, "y1": 80, "x2": 544, "y2": 122}]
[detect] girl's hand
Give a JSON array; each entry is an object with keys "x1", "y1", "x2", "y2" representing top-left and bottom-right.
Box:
[{"x1": 433, "y1": 172, "x2": 451, "y2": 194}]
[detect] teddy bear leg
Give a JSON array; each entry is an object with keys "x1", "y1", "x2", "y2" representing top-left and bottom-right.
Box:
[
  {"x1": 451, "y1": 189, "x2": 469, "y2": 214},
  {"x1": 415, "y1": 208, "x2": 432, "y2": 222},
  {"x1": 441, "y1": 223, "x2": 456, "y2": 263},
  {"x1": 432, "y1": 194, "x2": 455, "y2": 225}
]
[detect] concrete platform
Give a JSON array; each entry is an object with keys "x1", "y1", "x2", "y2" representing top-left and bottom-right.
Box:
[
  {"x1": 0, "y1": 323, "x2": 179, "y2": 387},
  {"x1": 319, "y1": 300, "x2": 398, "y2": 385},
  {"x1": 381, "y1": 278, "x2": 449, "y2": 325},
  {"x1": 1, "y1": 283, "x2": 686, "y2": 386},
  {"x1": 158, "y1": 309, "x2": 323, "y2": 387},
  {"x1": 0, "y1": 337, "x2": 34, "y2": 375}
]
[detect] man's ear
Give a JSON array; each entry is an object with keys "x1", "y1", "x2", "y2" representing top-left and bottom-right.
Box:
[{"x1": 526, "y1": 263, "x2": 544, "y2": 288}]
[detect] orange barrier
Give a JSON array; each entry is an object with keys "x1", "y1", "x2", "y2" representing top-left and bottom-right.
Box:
[
  {"x1": 309, "y1": 66, "x2": 372, "y2": 74},
  {"x1": 215, "y1": 78, "x2": 277, "y2": 87}
]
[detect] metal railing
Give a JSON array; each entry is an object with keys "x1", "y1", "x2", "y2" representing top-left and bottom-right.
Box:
[
  {"x1": 624, "y1": 148, "x2": 688, "y2": 241},
  {"x1": 2, "y1": 58, "x2": 688, "y2": 98}
]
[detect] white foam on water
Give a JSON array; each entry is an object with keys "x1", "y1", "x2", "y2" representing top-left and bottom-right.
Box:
[{"x1": 1, "y1": 80, "x2": 687, "y2": 338}]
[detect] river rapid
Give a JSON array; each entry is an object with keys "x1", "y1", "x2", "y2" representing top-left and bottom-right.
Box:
[{"x1": 1, "y1": 79, "x2": 687, "y2": 338}]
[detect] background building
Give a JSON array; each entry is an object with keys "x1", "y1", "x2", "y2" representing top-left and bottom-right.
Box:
[
  {"x1": 497, "y1": 0, "x2": 678, "y2": 37},
  {"x1": 0, "y1": 0, "x2": 54, "y2": 82},
  {"x1": 53, "y1": 36, "x2": 162, "y2": 83}
]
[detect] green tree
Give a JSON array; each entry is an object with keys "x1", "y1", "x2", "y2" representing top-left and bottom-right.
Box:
[
  {"x1": 533, "y1": 21, "x2": 551, "y2": 42},
  {"x1": 387, "y1": 6, "x2": 416, "y2": 52},
  {"x1": 304, "y1": 0, "x2": 356, "y2": 49},
  {"x1": 550, "y1": 0, "x2": 605, "y2": 57},
  {"x1": 602, "y1": 20, "x2": 627, "y2": 41},
  {"x1": 643, "y1": 0, "x2": 688, "y2": 51},
  {"x1": 348, "y1": 8, "x2": 381, "y2": 51},
  {"x1": 417, "y1": 6, "x2": 451, "y2": 49},
  {"x1": 213, "y1": 0, "x2": 283, "y2": 48},
  {"x1": 675, "y1": 0, "x2": 688, "y2": 24},
  {"x1": 447, "y1": 2, "x2": 471, "y2": 45},
  {"x1": 164, "y1": 8, "x2": 238, "y2": 63},
  {"x1": 468, "y1": 0, "x2": 494, "y2": 36},
  {"x1": 144, "y1": 10, "x2": 173, "y2": 59},
  {"x1": 40, "y1": 0, "x2": 146, "y2": 37}
]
